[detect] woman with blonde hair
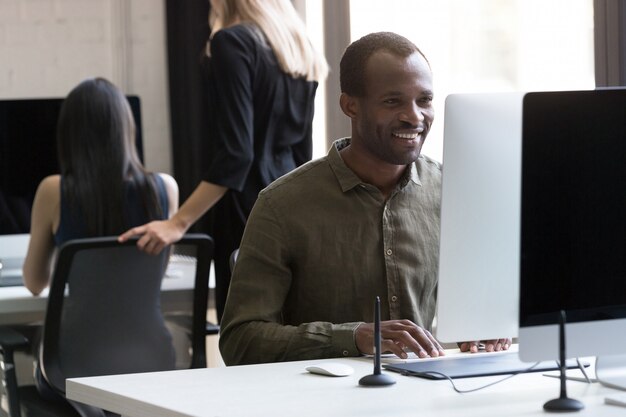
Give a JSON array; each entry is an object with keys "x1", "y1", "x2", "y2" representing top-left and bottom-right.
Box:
[{"x1": 120, "y1": 0, "x2": 327, "y2": 320}]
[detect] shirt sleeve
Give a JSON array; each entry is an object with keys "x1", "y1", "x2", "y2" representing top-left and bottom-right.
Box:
[
  {"x1": 218, "y1": 191, "x2": 363, "y2": 365},
  {"x1": 203, "y1": 29, "x2": 255, "y2": 191}
]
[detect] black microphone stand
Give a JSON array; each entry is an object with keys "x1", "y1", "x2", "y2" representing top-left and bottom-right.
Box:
[
  {"x1": 543, "y1": 310, "x2": 584, "y2": 412},
  {"x1": 359, "y1": 296, "x2": 396, "y2": 386}
]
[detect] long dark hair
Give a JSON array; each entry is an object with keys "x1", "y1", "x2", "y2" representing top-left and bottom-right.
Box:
[{"x1": 56, "y1": 77, "x2": 163, "y2": 236}]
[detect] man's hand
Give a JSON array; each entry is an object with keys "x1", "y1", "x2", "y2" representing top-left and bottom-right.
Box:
[
  {"x1": 355, "y1": 319, "x2": 445, "y2": 359},
  {"x1": 117, "y1": 219, "x2": 185, "y2": 255},
  {"x1": 458, "y1": 338, "x2": 512, "y2": 353}
]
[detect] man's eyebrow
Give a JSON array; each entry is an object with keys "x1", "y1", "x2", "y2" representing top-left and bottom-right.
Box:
[
  {"x1": 380, "y1": 91, "x2": 404, "y2": 97},
  {"x1": 379, "y1": 89, "x2": 434, "y2": 98}
]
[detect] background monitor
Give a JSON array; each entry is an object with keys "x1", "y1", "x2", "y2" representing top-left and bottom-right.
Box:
[
  {"x1": 435, "y1": 92, "x2": 524, "y2": 343},
  {"x1": 0, "y1": 96, "x2": 143, "y2": 271},
  {"x1": 519, "y1": 88, "x2": 626, "y2": 365},
  {"x1": 0, "y1": 96, "x2": 143, "y2": 237}
]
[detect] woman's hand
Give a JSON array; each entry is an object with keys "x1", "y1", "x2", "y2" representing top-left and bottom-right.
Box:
[{"x1": 118, "y1": 219, "x2": 185, "y2": 255}]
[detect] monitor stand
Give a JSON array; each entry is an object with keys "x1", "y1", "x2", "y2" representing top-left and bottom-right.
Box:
[{"x1": 596, "y1": 354, "x2": 626, "y2": 391}]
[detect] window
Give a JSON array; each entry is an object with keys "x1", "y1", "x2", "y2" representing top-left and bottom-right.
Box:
[{"x1": 305, "y1": 0, "x2": 595, "y2": 161}]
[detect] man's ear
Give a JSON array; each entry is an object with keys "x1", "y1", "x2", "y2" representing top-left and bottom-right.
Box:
[{"x1": 339, "y1": 93, "x2": 359, "y2": 119}]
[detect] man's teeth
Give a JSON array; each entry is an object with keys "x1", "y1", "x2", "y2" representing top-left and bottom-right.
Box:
[{"x1": 394, "y1": 132, "x2": 419, "y2": 139}]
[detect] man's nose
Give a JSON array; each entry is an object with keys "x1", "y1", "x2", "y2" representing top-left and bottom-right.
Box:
[{"x1": 399, "y1": 103, "x2": 425, "y2": 125}]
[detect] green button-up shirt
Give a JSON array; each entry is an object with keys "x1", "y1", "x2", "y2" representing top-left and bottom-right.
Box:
[{"x1": 219, "y1": 138, "x2": 442, "y2": 365}]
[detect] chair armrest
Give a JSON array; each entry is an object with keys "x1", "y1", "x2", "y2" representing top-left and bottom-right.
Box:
[
  {"x1": 0, "y1": 326, "x2": 30, "y2": 353},
  {"x1": 0, "y1": 326, "x2": 29, "y2": 417}
]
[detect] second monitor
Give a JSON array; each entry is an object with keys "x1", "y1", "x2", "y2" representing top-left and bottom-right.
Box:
[
  {"x1": 519, "y1": 88, "x2": 626, "y2": 363},
  {"x1": 435, "y1": 92, "x2": 524, "y2": 344}
]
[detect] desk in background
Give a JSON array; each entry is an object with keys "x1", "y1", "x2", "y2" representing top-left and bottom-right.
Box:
[{"x1": 66, "y1": 353, "x2": 626, "y2": 417}]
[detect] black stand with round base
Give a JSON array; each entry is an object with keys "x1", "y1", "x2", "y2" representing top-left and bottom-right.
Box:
[
  {"x1": 544, "y1": 397, "x2": 584, "y2": 412},
  {"x1": 359, "y1": 372, "x2": 396, "y2": 386},
  {"x1": 359, "y1": 296, "x2": 396, "y2": 387},
  {"x1": 543, "y1": 310, "x2": 584, "y2": 412}
]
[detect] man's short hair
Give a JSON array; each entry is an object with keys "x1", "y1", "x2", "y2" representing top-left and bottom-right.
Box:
[{"x1": 340, "y1": 32, "x2": 428, "y2": 97}]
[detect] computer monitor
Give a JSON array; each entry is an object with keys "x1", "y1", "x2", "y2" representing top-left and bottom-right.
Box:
[
  {"x1": 0, "y1": 96, "x2": 143, "y2": 263},
  {"x1": 519, "y1": 88, "x2": 626, "y2": 381},
  {"x1": 435, "y1": 92, "x2": 525, "y2": 343}
]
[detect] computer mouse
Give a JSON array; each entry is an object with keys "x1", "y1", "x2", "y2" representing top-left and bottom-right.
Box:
[{"x1": 305, "y1": 362, "x2": 354, "y2": 377}]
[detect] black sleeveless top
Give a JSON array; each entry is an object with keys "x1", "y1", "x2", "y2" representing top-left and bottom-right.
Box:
[{"x1": 54, "y1": 175, "x2": 168, "y2": 245}]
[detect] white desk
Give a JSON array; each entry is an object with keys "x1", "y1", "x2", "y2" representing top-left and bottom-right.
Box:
[
  {"x1": 66, "y1": 353, "x2": 626, "y2": 417},
  {"x1": 0, "y1": 258, "x2": 210, "y2": 325}
]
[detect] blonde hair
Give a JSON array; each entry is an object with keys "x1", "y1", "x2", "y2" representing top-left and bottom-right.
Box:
[{"x1": 209, "y1": 0, "x2": 328, "y2": 82}]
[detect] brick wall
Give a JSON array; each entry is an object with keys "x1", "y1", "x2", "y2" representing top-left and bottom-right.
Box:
[{"x1": 0, "y1": 0, "x2": 172, "y2": 174}]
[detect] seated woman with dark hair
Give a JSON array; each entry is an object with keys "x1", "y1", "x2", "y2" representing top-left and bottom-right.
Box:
[
  {"x1": 21, "y1": 77, "x2": 179, "y2": 403},
  {"x1": 23, "y1": 77, "x2": 178, "y2": 295}
]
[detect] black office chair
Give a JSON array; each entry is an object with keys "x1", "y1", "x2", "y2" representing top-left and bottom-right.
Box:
[
  {"x1": 229, "y1": 248, "x2": 239, "y2": 274},
  {"x1": 0, "y1": 234, "x2": 213, "y2": 417}
]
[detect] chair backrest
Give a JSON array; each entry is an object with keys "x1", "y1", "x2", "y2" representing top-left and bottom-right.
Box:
[{"x1": 39, "y1": 234, "x2": 213, "y2": 395}]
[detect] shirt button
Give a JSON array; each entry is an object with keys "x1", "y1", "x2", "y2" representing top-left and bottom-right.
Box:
[
  {"x1": 342, "y1": 350, "x2": 349, "y2": 356},
  {"x1": 386, "y1": 249, "x2": 393, "y2": 256},
  {"x1": 391, "y1": 295, "x2": 398, "y2": 302}
]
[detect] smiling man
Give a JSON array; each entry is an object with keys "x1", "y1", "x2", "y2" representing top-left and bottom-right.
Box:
[{"x1": 219, "y1": 32, "x2": 445, "y2": 365}]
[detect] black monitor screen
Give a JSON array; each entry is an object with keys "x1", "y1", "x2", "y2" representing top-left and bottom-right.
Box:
[
  {"x1": 520, "y1": 89, "x2": 626, "y2": 327},
  {"x1": 0, "y1": 96, "x2": 143, "y2": 235}
]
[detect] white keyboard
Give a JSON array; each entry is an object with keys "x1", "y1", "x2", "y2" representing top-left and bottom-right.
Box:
[
  {"x1": 606, "y1": 393, "x2": 626, "y2": 407},
  {"x1": 168, "y1": 254, "x2": 197, "y2": 265},
  {"x1": 165, "y1": 254, "x2": 197, "y2": 279},
  {"x1": 0, "y1": 257, "x2": 25, "y2": 287}
]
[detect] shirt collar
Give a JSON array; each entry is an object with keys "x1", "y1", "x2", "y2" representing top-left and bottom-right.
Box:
[
  {"x1": 327, "y1": 138, "x2": 422, "y2": 193},
  {"x1": 406, "y1": 160, "x2": 421, "y2": 187}
]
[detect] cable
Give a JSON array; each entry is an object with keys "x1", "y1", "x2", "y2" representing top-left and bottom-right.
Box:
[
  {"x1": 575, "y1": 358, "x2": 592, "y2": 384},
  {"x1": 402, "y1": 362, "x2": 541, "y2": 393}
]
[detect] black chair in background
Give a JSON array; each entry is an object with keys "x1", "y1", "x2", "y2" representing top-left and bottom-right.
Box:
[
  {"x1": 229, "y1": 248, "x2": 239, "y2": 274},
  {"x1": 0, "y1": 234, "x2": 213, "y2": 417}
]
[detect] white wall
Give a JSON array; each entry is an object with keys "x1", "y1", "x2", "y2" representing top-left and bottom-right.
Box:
[{"x1": 0, "y1": 0, "x2": 172, "y2": 173}]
